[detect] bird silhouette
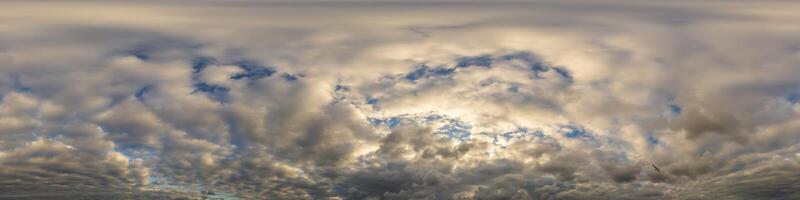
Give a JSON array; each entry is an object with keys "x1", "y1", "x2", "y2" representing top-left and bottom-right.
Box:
[{"x1": 652, "y1": 164, "x2": 662, "y2": 173}]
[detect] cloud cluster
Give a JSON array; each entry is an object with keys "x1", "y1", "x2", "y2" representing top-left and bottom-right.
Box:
[{"x1": 1, "y1": 1, "x2": 800, "y2": 199}]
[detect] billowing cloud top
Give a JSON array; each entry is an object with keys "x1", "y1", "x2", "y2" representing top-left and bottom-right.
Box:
[{"x1": 1, "y1": 1, "x2": 800, "y2": 199}]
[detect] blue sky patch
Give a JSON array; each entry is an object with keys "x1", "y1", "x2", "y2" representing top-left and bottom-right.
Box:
[
  {"x1": 456, "y1": 55, "x2": 493, "y2": 68},
  {"x1": 135, "y1": 85, "x2": 153, "y2": 101},
  {"x1": 232, "y1": 60, "x2": 263, "y2": 71},
  {"x1": 561, "y1": 125, "x2": 592, "y2": 139},
  {"x1": 368, "y1": 113, "x2": 472, "y2": 140},
  {"x1": 405, "y1": 65, "x2": 456, "y2": 82},
  {"x1": 669, "y1": 104, "x2": 682, "y2": 115},
  {"x1": 366, "y1": 97, "x2": 378, "y2": 105},
  {"x1": 128, "y1": 49, "x2": 151, "y2": 60},
  {"x1": 787, "y1": 93, "x2": 799, "y2": 104},
  {"x1": 230, "y1": 68, "x2": 276, "y2": 80},
  {"x1": 502, "y1": 128, "x2": 544, "y2": 140},
  {"x1": 646, "y1": 132, "x2": 660, "y2": 145},
  {"x1": 438, "y1": 119, "x2": 471, "y2": 140},
  {"x1": 529, "y1": 62, "x2": 551, "y2": 78},
  {"x1": 497, "y1": 52, "x2": 551, "y2": 77},
  {"x1": 429, "y1": 67, "x2": 456, "y2": 76},
  {"x1": 229, "y1": 60, "x2": 276, "y2": 80},
  {"x1": 192, "y1": 82, "x2": 229, "y2": 103},
  {"x1": 282, "y1": 73, "x2": 302, "y2": 81},
  {"x1": 193, "y1": 83, "x2": 228, "y2": 93},
  {"x1": 191, "y1": 56, "x2": 216, "y2": 73},
  {"x1": 552, "y1": 67, "x2": 573, "y2": 81},
  {"x1": 368, "y1": 117, "x2": 402, "y2": 128},
  {"x1": 497, "y1": 52, "x2": 539, "y2": 63},
  {"x1": 425, "y1": 114, "x2": 443, "y2": 122},
  {"x1": 405, "y1": 66, "x2": 428, "y2": 81}
]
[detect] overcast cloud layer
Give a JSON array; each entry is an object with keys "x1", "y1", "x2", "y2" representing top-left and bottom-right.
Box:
[{"x1": 1, "y1": 1, "x2": 800, "y2": 199}]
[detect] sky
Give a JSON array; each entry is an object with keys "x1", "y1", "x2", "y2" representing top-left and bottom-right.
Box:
[{"x1": 1, "y1": 1, "x2": 800, "y2": 199}]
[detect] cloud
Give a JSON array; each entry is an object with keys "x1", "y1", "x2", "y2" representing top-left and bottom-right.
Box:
[{"x1": 1, "y1": 1, "x2": 800, "y2": 199}]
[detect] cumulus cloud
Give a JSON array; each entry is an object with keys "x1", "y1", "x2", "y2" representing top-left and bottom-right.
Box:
[{"x1": 1, "y1": 1, "x2": 800, "y2": 199}]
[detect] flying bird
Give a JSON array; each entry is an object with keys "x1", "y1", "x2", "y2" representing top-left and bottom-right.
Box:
[{"x1": 652, "y1": 164, "x2": 662, "y2": 173}]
